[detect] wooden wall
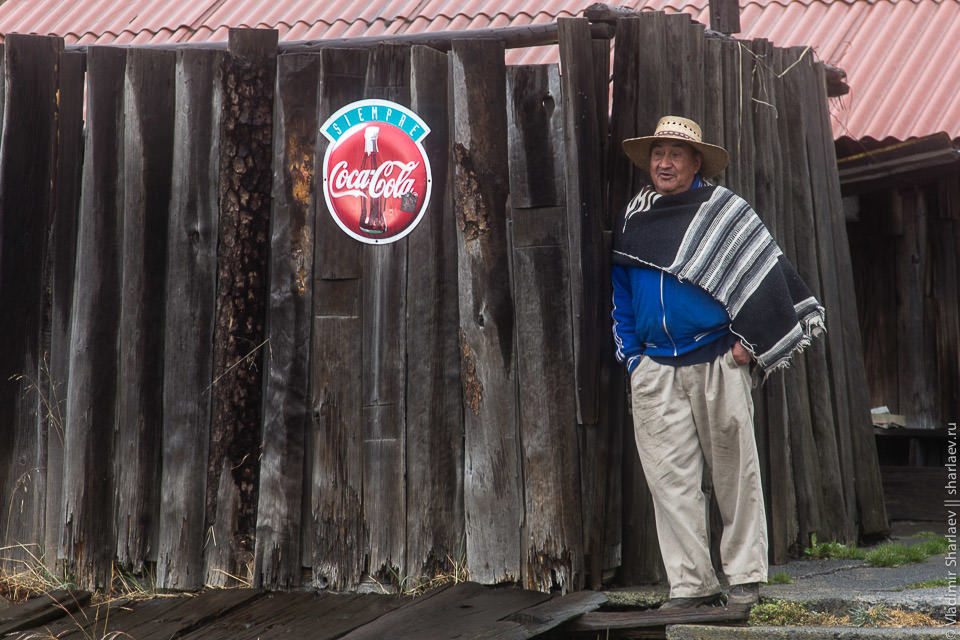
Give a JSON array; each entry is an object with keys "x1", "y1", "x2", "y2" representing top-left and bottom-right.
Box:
[
  {"x1": 0, "y1": 15, "x2": 888, "y2": 593},
  {"x1": 848, "y1": 175, "x2": 960, "y2": 431}
]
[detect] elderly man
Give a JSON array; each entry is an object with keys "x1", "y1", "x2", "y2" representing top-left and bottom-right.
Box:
[{"x1": 611, "y1": 116, "x2": 825, "y2": 609}]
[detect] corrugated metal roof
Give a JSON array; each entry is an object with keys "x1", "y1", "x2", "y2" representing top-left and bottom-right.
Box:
[{"x1": 0, "y1": 0, "x2": 956, "y2": 142}]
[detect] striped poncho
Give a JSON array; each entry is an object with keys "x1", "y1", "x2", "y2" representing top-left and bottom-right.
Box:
[{"x1": 612, "y1": 183, "x2": 825, "y2": 377}]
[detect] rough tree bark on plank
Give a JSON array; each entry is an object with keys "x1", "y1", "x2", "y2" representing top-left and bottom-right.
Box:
[{"x1": 205, "y1": 28, "x2": 277, "y2": 587}]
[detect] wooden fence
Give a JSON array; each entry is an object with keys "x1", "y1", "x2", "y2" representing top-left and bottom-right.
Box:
[{"x1": 0, "y1": 13, "x2": 887, "y2": 593}]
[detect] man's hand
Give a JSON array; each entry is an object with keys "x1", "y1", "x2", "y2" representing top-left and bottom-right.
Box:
[{"x1": 731, "y1": 341, "x2": 751, "y2": 365}]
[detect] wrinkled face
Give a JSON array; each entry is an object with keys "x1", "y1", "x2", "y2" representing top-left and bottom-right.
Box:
[{"x1": 649, "y1": 141, "x2": 702, "y2": 195}]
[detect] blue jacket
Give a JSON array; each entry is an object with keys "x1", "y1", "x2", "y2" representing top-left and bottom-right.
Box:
[{"x1": 611, "y1": 264, "x2": 732, "y2": 374}]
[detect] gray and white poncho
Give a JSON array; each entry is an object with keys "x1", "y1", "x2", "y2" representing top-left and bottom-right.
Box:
[{"x1": 612, "y1": 183, "x2": 825, "y2": 377}]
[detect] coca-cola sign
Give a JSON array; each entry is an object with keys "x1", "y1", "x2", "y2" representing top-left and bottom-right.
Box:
[{"x1": 320, "y1": 99, "x2": 432, "y2": 244}]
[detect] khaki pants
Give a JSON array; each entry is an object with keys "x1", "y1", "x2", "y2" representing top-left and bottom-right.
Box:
[{"x1": 630, "y1": 349, "x2": 768, "y2": 598}]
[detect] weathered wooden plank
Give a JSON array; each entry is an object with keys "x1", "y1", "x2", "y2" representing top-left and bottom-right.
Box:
[
  {"x1": 205, "y1": 27, "x2": 278, "y2": 587},
  {"x1": 810, "y1": 62, "x2": 889, "y2": 536},
  {"x1": 749, "y1": 41, "x2": 805, "y2": 563},
  {"x1": 720, "y1": 37, "x2": 755, "y2": 204},
  {"x1": 568, "y1": 604, "x2": 750, "y2": 631},
  {"x1": 450, "y1": 38, "x2": 523, "y2": 584},
  {"x1": 702, "y1": 38, "x2": 725, "y2": 184},
  {"x1": 338, "y1": 582, "x2": 550, "y2": 640},
  {"x1": 634, "y1": 12, "x2": 669, "y2": 139},
  {"x1": 560, "y1": 18, "x2": 604, "y2": 426},
  {"x1": 55, "y1": 589, "x2": 261, "y2": 640},
  {"x1": 710, "y1": 0, "x2": 741, "y2": 34},
  {"x1": 780, "y1": 48, "x2": 851, "y2": 543},
  {"x1": 848, "y1": 215, "x2": 899, "y2": 414},
  {"x1": 593, "y1": 36, "x2": 610, "y2": 230},
  {"x1": 314, "y1": 49, "x2": 368, "y2": 280},
  {"x1": 506, "y1": 62, "x2": 582, "y2": 592},
  {"x1": 930, "y1": 195, "x2": 960, "y2": 424},
  {"x1": 359, "y1": 43, "x2": 411, "y2": 584},
  {"x1": 505, "y1": 65, "x2": 564, "y2": 209},
  {"x1": 895, "y1": 187, "x2": 938, "y2": 428},
  {"x1": 177, "y1": 592, "x2": 405, "y2": 640},
  {"x1": 604, "y1": 21, "x2": 649, "y2": 585},
  {"x1": 799, "y1": 58, "x2": 859, "y2": 538},
  {"x1": 404, "y1": 44, "x2": 464, "y2": 583},
  {"x1": 43, "y1": 49, "x2": 86, "y2": 572},
  {"x1": 62, "y1": 44, "x2": 126, "y2": 590},
  {"x1": 511, "y1": 208, "x2": 584, "y2": 593},
  {"x1": 607, "y1": 17, "x2": 644, "y2": 211},
  {"x1": 0, "y1": 34, "x2": 61, "y2": 571},
  {"x1": 310, "y1": 313, "x2": 365, "y2": 591},
  {"x1": 309, "y1": 48, "x2": 369, "y2": 592},
  {"x1": 0, "y1": 589, "x2": 91, "y2": 636},
  {"x1": 879, "y1": 466, "x2": 946, "y2": 522},
  {"x1": 115, "y1": 47, "x2": 176, "y2": 574},
  {"x1": 158, "y1": 47, "x2": 225, "y2": 590},
  {"x1": 279, "y1": 22, "x2": 613, "y2": 54},
  {"x1": 475, "y1": 590, "x2": 607, "y2": 640},
  {"x1": 764, "y1": 373, "x2": 798, "y2": 565},
  {"x1": 756, "y1": 41, "x2": 818, "y2": 556},
  {"x1": 664, "y1": 13, "x2": 705, "y2": 123},
  {"x1": 253, "y1": 51, "x2": 322, "y2": 590}
]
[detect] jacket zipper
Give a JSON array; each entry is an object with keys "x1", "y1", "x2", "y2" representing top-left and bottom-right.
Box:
[{"x1": 660, "y1": 271, "x2": 678, "y2": 356}]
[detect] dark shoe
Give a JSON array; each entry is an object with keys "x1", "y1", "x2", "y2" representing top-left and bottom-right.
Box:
[
  {"x1": 727, "y1": 582, "x2": 761, "y2": 606},
  {"x1": 659, "y1": 593, "x2": 722, "y2": 610}
]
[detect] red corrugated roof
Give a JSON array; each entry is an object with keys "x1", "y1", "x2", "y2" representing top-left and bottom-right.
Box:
[{"x1": 0, "y1": 0, "x2": 956, "y2": 142}]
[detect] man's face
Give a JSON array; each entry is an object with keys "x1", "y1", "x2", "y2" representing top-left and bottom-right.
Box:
[{"x1": 649, "y1": 141, "x2": 702, "y2": 195}]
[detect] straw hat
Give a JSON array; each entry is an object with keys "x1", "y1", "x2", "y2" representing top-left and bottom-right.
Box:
[{"x1": 622, "y1": 115, "x2": 729, "y2": 178}]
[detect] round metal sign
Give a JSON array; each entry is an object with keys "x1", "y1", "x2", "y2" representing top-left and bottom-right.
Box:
[{"x1": 320, "y1": 99, "x2": 432, "y2": 244}]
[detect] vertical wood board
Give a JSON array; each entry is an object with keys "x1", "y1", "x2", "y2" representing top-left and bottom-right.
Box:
[
  {"x1": 254, "y1": 51, "x2": 322, "y2": 589},
  {"x1": 0, "y1": 34, "x2": 62, "y2": 569},
  {"x1": 309, "y1": 47, "x2": 369, "y2": 591},
  {"x1": 115, "y1": 47, "x2": 176, "y2": 573},
  {"x1": 405, "y1": 44, "x2": 464, "y2": 582},
  {"x1": 450, "y1": 38, "x2": 522, "y2": 584},
  {"x1": 158, "y1": 48, "x2": 225, "y2": 590},
  {"x1": 205, "y1": 27, "x2": 278, "y2": 586},
  {"x1": 62, "y1": 44, "x2": 127, "y2": 589}
]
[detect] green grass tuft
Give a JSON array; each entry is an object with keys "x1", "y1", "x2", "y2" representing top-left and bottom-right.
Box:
[
  {"x1": 767, "y1": 572, "x2": 794, "y2": 584},
  {"x1": 899, "y1": 576, "x2": 960, "y2": 590},
  {"x1": 803, "y1": 534, "x2": 866, "y2": 560},
  {"x1": 864, "y1": 536, "x2": 951, "y2": 568},
  {"x1": 748, "y1": 600, "x2": 815, "y2": 626}
]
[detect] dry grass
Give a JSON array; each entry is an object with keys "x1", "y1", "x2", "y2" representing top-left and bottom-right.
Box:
[
  {"x1": 0, "y1": 543, "x2": 69, "y2": 603},
  {"x1": 393, "y1": 551, "x2": 470, "y2": 597},
  {"x1": 749, "y1": 599, "x2": 946, "y2": 628}
]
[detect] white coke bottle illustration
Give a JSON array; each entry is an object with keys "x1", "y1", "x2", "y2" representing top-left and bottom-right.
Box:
[{"x1": 358, "y1": 126, "x2": 386, "y2": 234}]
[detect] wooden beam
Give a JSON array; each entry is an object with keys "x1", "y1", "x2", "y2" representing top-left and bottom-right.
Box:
[
  {"x1": 65, "y1": 23, "x2": 614, "y2": 54},
  {"x1": 450, "y1": 38, "x2": 523, "y2": 584},
  {"x1": 205, "y1": 27, "x2": 278, "y2": 587},
  {"x1": 62, "y1": 43, "x2": 126, "y2": 590},
  {"x1": 709, "y1": 0, "x2": 741, "y2": 35},
  {"x1": 115, "y1": 46, "x2": 176, "y2": 574},
  {"x1": 158, "y1": 47, "x2": 225, "y2": 590},
  {"x1": 253, "y1": 50, "x2": 322, "y2": 589}
]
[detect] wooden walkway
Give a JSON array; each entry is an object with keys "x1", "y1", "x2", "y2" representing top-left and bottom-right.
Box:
[{"x1": 0, "y1": 583, "x2": 750, "y2": 639}]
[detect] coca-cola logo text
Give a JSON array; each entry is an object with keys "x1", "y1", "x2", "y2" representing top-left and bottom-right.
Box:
[{"x1": 329, "y1": 160, "x2": 420, "y2": 200}]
